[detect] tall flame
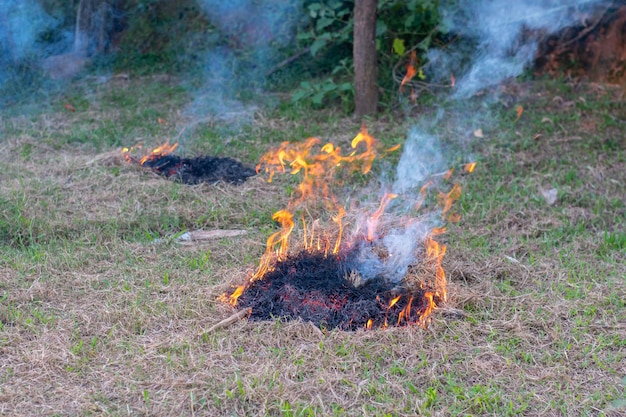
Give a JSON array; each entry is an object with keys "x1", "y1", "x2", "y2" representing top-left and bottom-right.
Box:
[{"x1": 252, "y1": 125, "x2": 388, "y2": 281}]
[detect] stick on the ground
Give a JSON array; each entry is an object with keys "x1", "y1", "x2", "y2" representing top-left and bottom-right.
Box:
[{"x1": 201, "y1": 308, "x2": 252, "y2": 335}]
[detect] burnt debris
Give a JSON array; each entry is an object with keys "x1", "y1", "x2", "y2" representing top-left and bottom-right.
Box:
[
  {"x1": 139, "y1": 154, "x2": 256, "y2": 185},
  {"x1": 235, "y1": 250, "x2": 434, "y2": 331}
]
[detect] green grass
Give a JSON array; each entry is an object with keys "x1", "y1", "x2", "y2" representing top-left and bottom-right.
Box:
[{"x1": 0, "y1": 76, "x2": 624, "y2": 416}]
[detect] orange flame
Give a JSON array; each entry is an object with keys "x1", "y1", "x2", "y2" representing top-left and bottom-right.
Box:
[
  {"x1": 252, "y1": 126, "x2": 393, "y2": 275},
  {"x1": 419, "y1": 292, "x2": 435, "y2": 327},
  {"x1": 350, "y1": 125, "x2": 379, "y2": 174},
  {"x1": 426, "y1": 235, "x2": 447, "y2": 301},
  {"x1": 440, "y1": 183, "x2": 462, "y2": 222},
  {"x1": 400, "y1": 51, "x2": 418, "y2": 91},
  {"x1": 248, "y1": 127, "x2": 396, "y2": 283},
  {"x1": 122, "y1": 142, "x2": 178, "y2": 165},
  {"x1": 414, "y1": 180, "x2": 433, "y2": 211},
  {"x1": 139, "y1": 142, "x2": 178, "y2": 164},
  {"x1": 388, "y1": 295, "x2": 402, "y2": 309},
  {"x1": 397, "y1": 296, "x2": 413, "y2": 325},
  {"x1": 228, "y1": 285, "x2": 245, "y2": 306},
  {"x1": 253, "y1": 210, "x2": 295, "y2": 281},
  {"x1": 464, "y1": 162, "x2": 477, "y2": 173}
]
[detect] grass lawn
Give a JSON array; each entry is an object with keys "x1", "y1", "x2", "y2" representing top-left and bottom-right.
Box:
[{"x1": 0, "y1": 75, "x2": 624, "y2": 416}]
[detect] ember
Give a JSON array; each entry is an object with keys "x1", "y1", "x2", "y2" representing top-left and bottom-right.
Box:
[
  {"x1": 221, "y1": 127, "x2": 473, "y2": 330},
  {"x1": 123, "y1": 142, "x2": 255, "y2": 184}
]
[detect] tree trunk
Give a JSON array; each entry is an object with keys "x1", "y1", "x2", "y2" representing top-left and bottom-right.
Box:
[{"x1": 353, "y1": 0, "x2": 379, "y2": 118}]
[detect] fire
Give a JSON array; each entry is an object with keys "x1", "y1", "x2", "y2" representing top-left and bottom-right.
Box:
[
  {"x1": 400, "y1": 51, "x2": 418, "y2": 91},
  {"x1": 440, "y1": 183, "x2": 462, "y2": 222},
  {"x1": 426, "y1": 235, "x2": 447, "y2": 301},
  {"x1": 139, "y1": 142, "x2": 178, "y2": 165},
  {"x1": 253, "y1": 210, "x2": 294, "y2": 280},
  {"x1": 388, "y1": 295, "x2": 402, "y2": 309},
  {"x1": 464, "y1": 162, "x2": 477, "y2": 173},
  {"x1": 252, "y1": 125, "x2": 385, "y2": 280},
  {"x1": 226, "y1": 285, "x2": 244, "y2": 306},
  {"x1": 122, "y1": 142, "x2": 178, "y2": 165},
  {"x1": 222, "y1": 127, "x2": 474, "y2": 330}
]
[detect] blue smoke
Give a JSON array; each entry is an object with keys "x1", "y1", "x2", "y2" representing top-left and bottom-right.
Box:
[
  {"x1": 0, "y1": 1, "x2": 59, "y2": 86},
  {"x1": 0, "y1": 1, "x2": 56, "y2": 59}
]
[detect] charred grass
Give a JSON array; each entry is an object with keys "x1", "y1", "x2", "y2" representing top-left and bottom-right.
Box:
[{"x1": 0, "y1": 77, "x2": 625, "y2": 416}]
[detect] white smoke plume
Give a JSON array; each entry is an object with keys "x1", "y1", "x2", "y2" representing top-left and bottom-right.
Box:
[
  {"x1": 344, "y1": 128, "x2": 449, "y2": 283},
  {"x1": 393, "y1": 128, "x2": 446, "y2": 194},
  {"x1": 359, "y1": 0, "x2": 610, "y2": 283},
  {"x1": 186, "y1": 0, "x2": 303, "y2": 125},
  {"x1": 429, "y1": 0, "x2": 608, "y2": 98}
]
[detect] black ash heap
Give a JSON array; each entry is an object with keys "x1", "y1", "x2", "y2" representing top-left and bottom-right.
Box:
[{"x1": 123, "y1": 142, "x2": 255, "y2": 185}]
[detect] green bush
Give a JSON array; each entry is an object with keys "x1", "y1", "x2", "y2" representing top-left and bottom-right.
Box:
[
  {"x1": 1, "y1": 1, "x2": 446, "y2": 111},
  {"x1": 291, "y1": 0, "x2": 443, "y2": 108},
  {"x1": 113, "y1": 0, "x2": 215, "y2": 73}
]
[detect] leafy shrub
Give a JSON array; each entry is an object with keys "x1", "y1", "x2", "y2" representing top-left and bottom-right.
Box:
[{"x1": 1, "y1": 1, "x2": 446, "y2": 111}]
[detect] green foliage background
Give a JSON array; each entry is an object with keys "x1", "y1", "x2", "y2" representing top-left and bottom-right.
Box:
[{"x1": 5, "y1": 0, "x2": 445, "y2": 111}]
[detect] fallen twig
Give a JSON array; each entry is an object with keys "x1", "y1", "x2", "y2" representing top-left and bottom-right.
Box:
[
  {"x1": 175, "y1": 229, "x2": 248, "y2": 245},
  {"x1": 201, "y1": 308, "x2": 252, "y2": 335}
]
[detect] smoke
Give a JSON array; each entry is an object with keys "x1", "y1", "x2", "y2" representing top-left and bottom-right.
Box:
[
  {"x1": 186, "y1": 0, "x2": 303, "y2": 126},
  {"x1": 393, "y1": 128, "x2": 446, "y2": 194},
  {"x1": 349, "y1": 219, "x2": 434, "y2": 283},
  {"x1": 0, "y1": 1, "x2": 60, "y2": 89},
  {"x1": 350, "y1": 127, "x2": 451, "y2": 283},
  {"x1": 428, "y1": 0, "x2": 607, "y2": 98},
  {"x1": 0, "y1": 1, "x2": 53, "y2": 58},
  {"x1": 353, "y1": 0, "x2": 610, "y2": 283},
  {"x1": 0, "y1": 1, "x2": 87, "y2": 110}
]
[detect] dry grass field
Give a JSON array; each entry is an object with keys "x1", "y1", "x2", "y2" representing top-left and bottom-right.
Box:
[{"x1": 0, "y1": 76, "x2": 624, "y2": 416}]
